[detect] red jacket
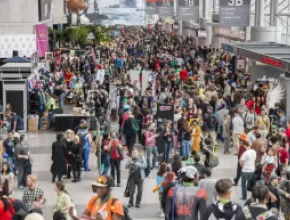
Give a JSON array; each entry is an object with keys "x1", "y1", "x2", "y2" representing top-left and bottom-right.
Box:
[{"x1": 180, "y1": 70, "x2": 188, "y2": 81}]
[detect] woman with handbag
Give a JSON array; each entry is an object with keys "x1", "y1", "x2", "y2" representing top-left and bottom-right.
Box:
[{"x1": 109, "y1": 131, "x2": 123, "y2": 187}]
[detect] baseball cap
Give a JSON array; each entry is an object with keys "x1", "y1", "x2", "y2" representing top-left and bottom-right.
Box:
[
  {"x1": 92, "y1": 175, "x2": 114, "y2": 188},
  {"x1": 269, "y1": 174, "x2": 279, "y2": 182},
  {"x1": 279, "y1": 128, "x2": 286, "y2": 133},
  {"x1": 179, "y1": 166, "x2": 199, "y2": 180}
]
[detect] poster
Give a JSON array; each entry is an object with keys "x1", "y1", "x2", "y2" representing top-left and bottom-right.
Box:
[
  {"x1": 85, "y1": 0, "x2": 146, "y2": 25},
  {"x1": 0, "y1": 35, "x2": 36, "y2": 58},
  {"x1": 39, "y1": 0, "x2": 52, "y2": 22}
]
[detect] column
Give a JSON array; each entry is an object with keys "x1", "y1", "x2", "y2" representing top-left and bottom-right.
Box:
[
  {"x1": 203, "y1": 0, "x2": 208, "y2": 20},
  {"x1": 255, "y1": 0, "x2": 259, "y2": 26},
  {"x1": 256, "y1": 0, "x2": 264, "y2": 26},
  {"x1": 270, "y1": 0, "x2": 277, "y2": 26}
]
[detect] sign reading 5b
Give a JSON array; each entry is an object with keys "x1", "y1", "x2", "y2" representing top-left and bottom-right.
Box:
[{"x1": 228, "y1": 0, "x2": 243, "y2": 6}]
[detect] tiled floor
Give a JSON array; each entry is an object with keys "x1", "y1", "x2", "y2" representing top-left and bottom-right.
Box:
[{"x1": 6, "y1": 130, "x2": 245, "y2": 220}]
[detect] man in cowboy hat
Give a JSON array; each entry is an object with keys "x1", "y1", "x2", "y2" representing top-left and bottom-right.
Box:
[{"x1": 70, "y1": 175, "x2": 124, "y2": 220}]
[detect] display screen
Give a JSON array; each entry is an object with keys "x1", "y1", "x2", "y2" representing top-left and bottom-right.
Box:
[{"x1": 261, "y1": 56, "x2": 282, "y2": 68}]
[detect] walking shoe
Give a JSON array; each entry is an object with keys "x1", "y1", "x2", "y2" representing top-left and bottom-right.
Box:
[
  {"x1": 117, "y1": 183, "x2": 121, "y2": 187},
  {"x1": 71, "y1": 179, "x2": 77, "y2": 183},
  {"x1": 135, "y1": 204, "x2": 140, "y2": 208},
  {"x1": 127, "y1": 204, "x2": 133, "y2": 208}
]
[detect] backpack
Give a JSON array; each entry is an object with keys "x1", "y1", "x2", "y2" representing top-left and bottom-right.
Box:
[
  {"x1": 242, "y1": 205, "x2": 275, "y2": 220},
  {"x1": 17, "y1": 116, "x2": 24, "y2": 131},
  {"x1": 206, "y1": 114, "x2": 216, "y2": 130},
  {"x1": 111, "y1": 198, "x2": 132, "y2": 220},
  {"x1": 244, "y1": 113, "x2": 256, "y2": 128},
  {"x1": 131, "y1": 119, "x2": 140, "y2": 134}
]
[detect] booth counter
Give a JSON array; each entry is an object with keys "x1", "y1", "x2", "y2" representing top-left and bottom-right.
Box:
[{"x1": 54, "y1": 114, "x2": 92, "y2": 131}]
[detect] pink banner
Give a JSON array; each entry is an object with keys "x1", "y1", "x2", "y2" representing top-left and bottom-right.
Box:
[{"x1": 35, "y1": 24, "x2": 48, "y2": 57}]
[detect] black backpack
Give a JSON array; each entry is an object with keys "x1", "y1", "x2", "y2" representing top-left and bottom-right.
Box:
[
  {"x1": 206, "y1": 114, "x2": 216, "y2": 130},
  {"x1": 111, "y1": 198, "x2": 132, "y2": 220}
]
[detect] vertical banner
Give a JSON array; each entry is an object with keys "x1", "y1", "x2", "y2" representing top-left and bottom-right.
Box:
[
  {"x1": 158, "y1": 0, "x2": 174, "y2": 17},
  {"x1": 177, "y1": 0, "x2": 199, "y2": 22},
  {"x1": 35, "y1": 24, "x2": 49, "y2": 58},
  {"x1": 146, "y1": 0, "x2": 158, "y2": 15}
]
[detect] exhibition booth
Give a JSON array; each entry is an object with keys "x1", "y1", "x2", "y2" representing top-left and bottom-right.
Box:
[{"x1": 222, "y1": 41, "x2": 290, "y2": 116}]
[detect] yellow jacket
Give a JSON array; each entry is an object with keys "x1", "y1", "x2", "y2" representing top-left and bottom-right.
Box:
[{"x1": 191, "y1": 125, "x2": 201, "y2": 153}]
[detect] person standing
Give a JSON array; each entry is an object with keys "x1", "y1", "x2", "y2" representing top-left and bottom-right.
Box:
[
  {"x1": 126, "y1": 148, "x2": 147, "y2": 208},
  {"x1": 239, "y1": 143, "x2": 256, "y2": 200},
  {"x1": 53, "y1": 181, "x2": 72, "y2": 220},
  {"x1": 0, "y1": 162, "x2": 14, "y2": 195},
  {"x1": 162, "y1": 121, "x2": 173, "y2": 163},
  {"x1": 144, "y1": 122, "x2": 159, "y2": 170},
  {"x1": 14, "y1": 135, "x2": 30, "y2": 188},
  {"x1": 3, "y1": 132, "x2": 15, "y2": 174},
  {"x1": 203, "y1": 106, "x2": 217, "y2": 146},
  {"x1": 205, "y1": 179, "x2": 241, "y2": 219},
  {"x1": 223, "y1": 114, "x2": 231, "y2": 154},
  {"x1": 180, "y1": 120, "x2": 192, "y2": 160},
  {"x1": 109, "y1": 132, "x2": 123, "y2": 187},
  {"x1": 123, "y1": 112, "x2": 137, "y2": 156},
  {"x1": 51, "y1": 133, "x2": 68, "y2": 183},
  {"x1": 77, "y1": 124, "x2": 92, "y2": 172},
  {"x1": 70, "y1": 136, "x2": 83, "y2": 182},
  {"x1": 22, "y1": 175, "x2": 45, "y2": 212},
  {"x1": 232, "y1": 110, "x2": 245, "y2": 154},
  {"x1": 251, "y1": 132, "x2": 265, "y2": 165},
  {"x1": 165, "y1": 166, "x2": 207, "y2": 220}
]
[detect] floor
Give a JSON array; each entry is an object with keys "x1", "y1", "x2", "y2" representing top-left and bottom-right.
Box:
[{"x1": 7, "y1": 131, "x2": 245, "y2": 220}]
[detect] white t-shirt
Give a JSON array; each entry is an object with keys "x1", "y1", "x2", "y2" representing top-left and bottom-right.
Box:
[
  {"x1": 232, "y1": 116, "x2": 245, "y2": 133},
  {"x1": 240, "y1": 149, "x2": 256, "y2": 173}
]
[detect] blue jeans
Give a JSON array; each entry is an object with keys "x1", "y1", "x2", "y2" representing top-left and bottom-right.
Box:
[
  {"x1": 101, "y1": 154, "x2": 110, "y2": 175},
  {"x1": 181, "y1": 140, "x2": 190, "y2": 157},
  {"x1": 217, "y1": 125, "x2": 224, "y2": 141},
  {"x1": 241, "y1": 172, "x2": 253, "y2": 199},
  {"x1": 48, "y1": 110, "x2": 55, "y2": 127},
  {"x1": 163, "y1": 142, "x2": 172, "y2": 163},
  {"x1": 6, "y1": 157, "x2": 14, "y2": 174},
  {"x1": 83, "y1": 148, "x2": 90, "y2": 171},
  {"x1": 146, "y1": 146, "x2": 158, "y2": 169}
]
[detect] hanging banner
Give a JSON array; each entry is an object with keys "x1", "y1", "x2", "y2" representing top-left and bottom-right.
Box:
[
  {"x1": 84, "y1": 0, "x2": 145, "y2": 25},
  {"x1": 158, "y1": 0, "x2": 174, "y2": 17},
  {"x1": 177, "y1": 0, "x2": 199, "y2": 22},
  {"x1": 219, "y1": 0, "x2": 250, "y2": 27},
  {"x1": 35, "y1": 24, "x2": 49, "y2": 58},
  {"x1": 146, "y1": 0, "x2": 158, "y2": 15}
]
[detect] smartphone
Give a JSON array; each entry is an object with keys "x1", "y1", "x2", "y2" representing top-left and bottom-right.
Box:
[{"x1": 92, "y1": 184, "x2": 97, "y2": 193}]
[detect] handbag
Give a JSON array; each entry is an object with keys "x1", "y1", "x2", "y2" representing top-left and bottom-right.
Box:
[{"x1": 124, "y1": 176, "x2": 132, "y2": 198}]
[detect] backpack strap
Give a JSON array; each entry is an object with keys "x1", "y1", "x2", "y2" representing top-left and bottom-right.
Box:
[{"x1": 242, "y1": 206, "x2": 253, "y2": 220}]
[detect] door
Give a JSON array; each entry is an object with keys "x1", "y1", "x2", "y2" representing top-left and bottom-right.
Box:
[{"x1": 6, "y1": 91, "x2": 24, "y2": 119}]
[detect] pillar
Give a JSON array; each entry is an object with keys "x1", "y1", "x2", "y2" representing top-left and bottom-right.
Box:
[
  {"x1": 203, "y1": 0, "x2": 208, "y2": 20},
  {"x1": 255, "y1": 0, "x2": 264, "y2": 26},
  {"x1": 270, "y1": 0, "x2": 277, "y2": 26}
]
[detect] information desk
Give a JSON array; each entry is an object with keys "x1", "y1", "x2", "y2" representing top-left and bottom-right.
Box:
[{"x1": 54, "y1": 114, "x2": 91, "y2": 131}]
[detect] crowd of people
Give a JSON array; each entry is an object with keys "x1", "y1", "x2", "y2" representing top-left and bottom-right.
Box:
[{"x1": 0, "y1": 24, "x2": 289, "y2": 220}]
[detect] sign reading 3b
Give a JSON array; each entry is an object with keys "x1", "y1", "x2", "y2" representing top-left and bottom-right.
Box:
[
  {"x1": 220, "y1": 0, "x2": 250, "y2": 27},
  {"x1": 179, "y1": 0, "x2": 198, "y2": 7}
]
